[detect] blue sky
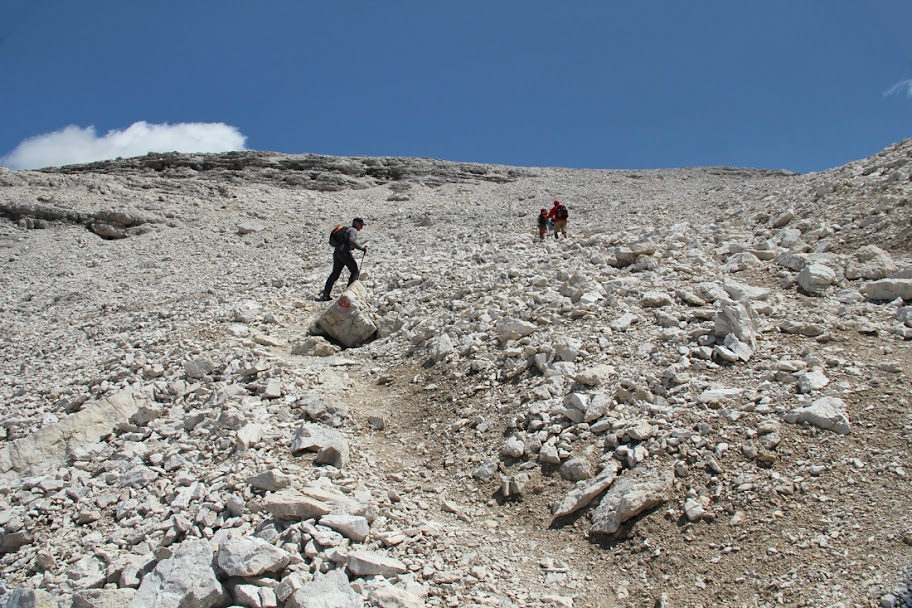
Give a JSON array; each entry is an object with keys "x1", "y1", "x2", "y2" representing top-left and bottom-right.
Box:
[{"x1": 1, "y1": 1, "x2": 910, "y2": 173}]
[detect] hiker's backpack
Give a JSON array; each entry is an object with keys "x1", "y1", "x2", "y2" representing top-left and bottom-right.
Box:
[
  {"x1": 329, "y1": 225, "x2": 347, "y2": 247},
  {"x1": 555, "y1": 204, "x2": 568, "y2": 219}
]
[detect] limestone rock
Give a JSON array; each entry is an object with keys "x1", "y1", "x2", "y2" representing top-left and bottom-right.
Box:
[
  {"x1": 319, "y1": 513, "x2": 370, "y2": 542},
  {"x1": 797, "y1": 263, "x2": 836, "y2": 295},
  {"x1": 72, "y1": 588, "x2": 137, "y2": 608},
  {"x1": 313, "y1": 281, "x2": 378, "y2": 348},
  {"x1": 262, "y1": 490, "x2": 333, "y2": 521},
  {"x1": 291, "y1": 422, "x2": 350, "y2": 468},
  {"x1": 286, "y1": 569, "x2": 361, "y2": 608},
  {"x1": 291, "y1": 335, "x2": 342, "y2": 357},
  {"x1": 346, "y1": 550, "x2": 408, "y2": 577},
  {"x1": 784, "y1": 397, "x2": 851, "y2": 434},
  {"x1": 216, "y1": 536, "x2": 291, "y2": 577},
  {"x1": 552, "y1": 461, "x2": 621, "y2": 519},
  {"x1": 7, "y1": 587, "x2": 57, "y2": 608},
  {"x1": 131, "y1": 539, "x2": 227, "y2": 608},
  {"x1": 845, "y1": 245, "x2": 896, "y2": 280},
  {"x1": 861, "y1": 279, "x2": 912, "y2": 302},
  {"x1": 0, "y1": 390, "x2": 149, "y2": 476},
  {"x1": 590, "y1": 468, "x2": 674, "y2": 536}
]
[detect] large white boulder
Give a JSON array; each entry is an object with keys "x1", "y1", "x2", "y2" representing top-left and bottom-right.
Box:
[
  {"x1": 845, "y1": 245, "x2": 896, "y2": 280},
  {"x1": 312, "y1": 281, "x2": 378, "y2": 348}
]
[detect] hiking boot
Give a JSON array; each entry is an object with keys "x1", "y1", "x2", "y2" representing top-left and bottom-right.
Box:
[{"x1": 316, "y1": 294, "x2": 331, "y2": 302}]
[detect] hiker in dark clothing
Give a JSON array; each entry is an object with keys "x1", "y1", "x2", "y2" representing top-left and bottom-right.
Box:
[
  {"x1": 537, "y1": 208, "x2": 549, "y2": 242},
  {"x1": 319, "y1": 217, "x2": 367, "y2": 301}
]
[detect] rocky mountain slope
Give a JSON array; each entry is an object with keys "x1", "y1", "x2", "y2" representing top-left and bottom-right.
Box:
[{"x1": 0, "y1": 139, "x2": 910, "y2": 607}]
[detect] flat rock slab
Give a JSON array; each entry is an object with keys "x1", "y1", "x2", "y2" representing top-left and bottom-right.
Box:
[
  {"x1": 861, "y1": 278, "x2": 912, "y2": 301},
  {"x1": 0, "y1": 390, "x2": 148, "y2": 477},
  {"x1": 590, "y1": 467, "x2": 674, "y2": 536},
  {"x1": 552, "y1": 461, "x2": 621, "y2": 520},
  {"x1": 784, "y1": 396, "x2": 851, "y2": 434}
]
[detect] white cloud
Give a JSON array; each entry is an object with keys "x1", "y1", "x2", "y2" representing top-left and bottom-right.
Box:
[
  {"x1": 884, "y1": 79, "x2": 912, "y2": 99},
  {"x1": 0, "y1": 121, "x2": 248, "y2": 170}
]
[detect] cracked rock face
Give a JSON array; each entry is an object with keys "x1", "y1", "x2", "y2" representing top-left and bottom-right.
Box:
[{"x1": 0, "y1": 141, "x2": 911, "y2": 607}]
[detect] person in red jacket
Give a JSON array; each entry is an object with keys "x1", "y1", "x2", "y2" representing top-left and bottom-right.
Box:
[{"x1": 546, "y1": 200, "x2": 568, "y2": 239}]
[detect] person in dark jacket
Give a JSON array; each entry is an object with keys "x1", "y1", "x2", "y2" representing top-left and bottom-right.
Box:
[
  {"x1": 537, "y1": 208, "x2": 549, "y2": 242},
  {"x1": 318, "y1": 217, "x2": 367, "y2": 301}
]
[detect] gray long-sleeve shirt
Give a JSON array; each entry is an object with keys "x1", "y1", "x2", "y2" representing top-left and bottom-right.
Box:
[{"x1": 336, "y1": 227, "x2": 365, "y2": 256}]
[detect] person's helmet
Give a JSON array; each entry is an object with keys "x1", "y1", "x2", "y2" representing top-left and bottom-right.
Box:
[
  {"x1": 540, "y1": 209, "x2": 547, "y2": 213},
  {"x1": 553, "y1": 200, "x2": 560, "y2": 205}
]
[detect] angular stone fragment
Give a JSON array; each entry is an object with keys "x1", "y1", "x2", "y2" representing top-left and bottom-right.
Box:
[
  {"x1": 237, "y1": 423, "x2": 264, "y2": 451},
  {"x1": 845, "y1": 245, "x2": 896, "y2": 280},
  {"x1": 495, "y1": 317, "x2": 537, "y2": 342},
  {"x1": 772, "y1": 209, "x2": 795, "y2": 228},
  {"x1": 291, "y1": 336, "x2": 342, "y2": 357},
  {"x1": 552, "y1": 461, "x2": 620, "y2": 519},
  {"x1": 590, "y1": 468, "x2": 674, "y2": 536},
  {"x1": 72, "y1": 588, "x2": 136, "y2": 608},
  {"x1": 639, "y1": 291, "x2": 673, "y2": 308},
  {"x1": 286, "y1": 570, "x2": 360, "y2": 608},
  {"x1": 368, "y1": 586, "x2": 425, "y2": 608},
  {"x1": 560, "y1": 457, "x2": 592, "y2": 481},
  {"x1": 427, "y1": 333, "x2": 455, "y2": 363},
  {"x1": 295, "y1": 394, "x2": 350, "y2": 427},
  {"x1": 500, "y1": 473, "x2": 530, "y2": 498},
  {"x1": 0, "y1": 530, "x2": 34, "y2": 553},
  {"x1": 797, "y1": 263, "x2": 835, "y2": 295},
  {"x1": 131, "y1": 539, "x2": 227, "y2": 608},
  {"x1": 714, "y1": 298, "x2": 757, "y2": 349},
  {"x1": 609, "y1": 312, "x2": 638, "y2": 332},
  {"x1": 6, "y1": 587, "x2": 57, "y2": 608},
  {"x1": 779, "y1": 319, "x2": 826, "y2": 337},
  {"x1": 216, "y1": 536, "x2": 291, "y2": 577},
  {"x1": 796, "y1": 369, "x2": 829, "y2": 393},
  {"x1": 861, "y1": 279, "x2": 912, "y2": 302},
  {"x1": 247, "y1": 468, "x2": 290, "y2": 492},
  {"x1": 183, "y1": 358, "x2": 214, "y2": 379},
  {"x1": 784, "y1": 397, "x2": 851, "y2": 434},
  {"x1": 262, "y1": 490, "x2": 332, "y2": 521},
  {"x1": 67, "y1": 554, "x2": 107, "y2": 590},
  {"x1": 319, "y1": 514, "x2": 370, "y2": 543},
  {"x1": 723, "y1": 280, "x2": 770, "y2": 302},
  {"x1": 237, "y1": 221, "x2": 265, "y2": 235},
  {"x1": 501, "y1": 436, "x2": 526, "y2": 459},
  {"x1": 574, "y1": 364, "x2": 615, "y2": 387},
  {"x1": 291, "y1": 423, "x2": 350, "y2": 468},
  {"x1": 346, "y1": 550, "x2": 408, "y2": 577}
]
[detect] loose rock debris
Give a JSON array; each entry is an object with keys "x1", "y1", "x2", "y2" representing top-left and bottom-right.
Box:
[{"x1": 0, "y1": 142, "x2": 911, "y2": 606}]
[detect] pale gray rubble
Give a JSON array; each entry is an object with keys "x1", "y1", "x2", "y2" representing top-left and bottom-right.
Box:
[{"x1": 0, "y1": 141, "x2": 910, "y2": 606}]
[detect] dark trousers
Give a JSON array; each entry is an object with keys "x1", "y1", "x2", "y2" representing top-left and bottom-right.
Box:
[{"x1": 322, "y1": 250, "x2": 359, "y2": 297}]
